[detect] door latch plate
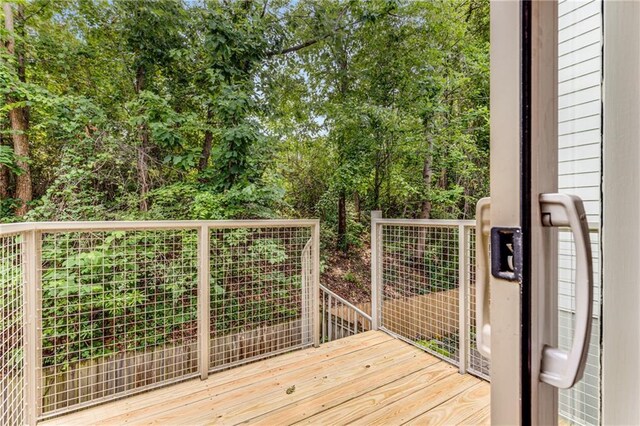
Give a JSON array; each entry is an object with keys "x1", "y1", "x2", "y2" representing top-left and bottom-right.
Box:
[{"x1": 490, "y1": 227, "x2": 523, "y2": 282}]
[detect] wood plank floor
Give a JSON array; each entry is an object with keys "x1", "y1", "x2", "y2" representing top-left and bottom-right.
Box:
[{"x1": 41, "y1": 331, "x2": 490, "y2": 426}]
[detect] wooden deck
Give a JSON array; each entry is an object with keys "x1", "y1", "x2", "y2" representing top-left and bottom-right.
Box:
[{"x1": 41, "y1": 331, "x2": 490, "y2": 426}]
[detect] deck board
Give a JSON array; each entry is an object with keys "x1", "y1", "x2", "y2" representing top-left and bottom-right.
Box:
[
  {"x1": 41, "y1": 331, "x2": 490, "y2": 426},
  {"x1": 405, "y1": 381, "x2": 491, "y2": 425},
  {"x1": 251, "y1": 355, "x2": 445, "y2": 425}
]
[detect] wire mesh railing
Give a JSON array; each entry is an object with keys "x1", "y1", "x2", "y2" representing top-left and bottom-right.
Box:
[
  {"x1": 39, "y1": 228, "x2": 201, "y2": 414},
  {"x1": 0, "y1": 220, "x2": 319, "y2": 422},
  {"x1": 466, "y1": 225, "x2": 490, "y2": 380},
  {"x1": 371, "y1": 219, "x2": 471, "y2": 369},
  {"x1": 558, "y1": 227, "x2": 601, "y2": 426},
  {"x1": 1, "y1": 233, "x2": 26, "y2": 426},
  {"x1": 209, "y1": 226, "x2": 315, "y2": 371},
  {"x1": 320, "y1": 285, "x2": 372, "y2": 344}
]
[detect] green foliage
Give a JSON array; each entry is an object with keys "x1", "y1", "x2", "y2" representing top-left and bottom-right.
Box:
[
  {"x1": 192, "y1": 183, "x2": 285, "y2": 220},
  {"x1": 416, "y1": 339, "x2": 452, "y2": 358},
  {"x1": 32, "y1": 226, "x2": 307, "y2": 367},
  {"x1": 1, "y1": 0, "x2": 488, "y2": 231},
  {"x1": 115, "y1": 0, "x2": 187, "y2": 74},
  {"x1": 0, "y1": 197, "x2": 21, "y2": 219},
  {"x1": 343, "y1": 271, "x2": 363, "y2": 289},
  {"x1": 0, "y1": 0, "x2": 490, "y2": 366},
  {"x1": 416, "y1": 334, "x2": 459, "y2": 359},
  {"x1": 267, "y1": 0, "x2": 489, "y2": 249},
  {"x1": 209, "y1": 228, "x2": 308, "y2": 332},
  {"x1": 39, "y1": 231, "x2": 199, "y2": 366},
  {"x1": 127, "y1": 91, "x2": 201, "y2": 170},
  {"x1": 0, "y1": 145, "x2": 23, "y2": 175}
]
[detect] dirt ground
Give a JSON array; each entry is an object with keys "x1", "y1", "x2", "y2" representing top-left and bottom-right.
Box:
[{"x1": 321, "y1": 243, "x2": 372, "y2": 304}]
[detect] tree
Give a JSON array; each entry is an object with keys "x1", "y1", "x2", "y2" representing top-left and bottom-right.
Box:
[
  {"x1": 114, "y1": 0, "x2": 189, "y2": 211},
  {"x1": 2, "y1": 3, "x2": 32, "y2": 216},
  {"x1": 261, "y1": 0, "x2": 489, "y2": 256},
  {"x1": 0, "y1": 0, "x2": 489, "y2": 237}
]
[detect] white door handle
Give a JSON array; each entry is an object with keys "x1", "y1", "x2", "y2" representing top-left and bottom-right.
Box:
[
  {"x1": 539, "y1": 193, "x2": 593, "y2": 389},
  {"x1": 475, "y1": 197, "x2": 492, "y2": 359}
]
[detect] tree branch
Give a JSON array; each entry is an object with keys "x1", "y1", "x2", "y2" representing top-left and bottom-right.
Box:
[
  {"x1": 266, "y1": 4, "x2": 351, "y2": 57},
  {"x1": 22, "y1": 0, "x2": 52, "y2": 23},
  {"x1": 266, "y1": 37, "x2": 326, "y2": 57}
]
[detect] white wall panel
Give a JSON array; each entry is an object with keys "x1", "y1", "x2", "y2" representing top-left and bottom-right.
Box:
[
  {"x1": 559, "y1": 100, "x2": 600, "y2": 122},
  {"x1": 559, "y1": 1, "x2": 599, "y2": 27},
  {"x1": 559, "y1": 41, "x2": 600, "y2": 69},
  {"x1": 559, "y1": 28, "x2": 601, "y2": 56},
  {"x1": 559, "y1": 85, "x2": 600, "y2": 108},
  {"x1": 559, "y1": 71, "x2": 601, "y2": 96},
  {"x1": 557, "y1": 1, "x2": 601, "y2": 424},
  {"x1": 559, "y1": 143, "x2": 601, "y2": 162},
  {"x1": 559, "y1": 56, "x2": 600, "y2": 82},
  {"x1": 559, "y1": 114, "x2": 600, "y2": 135},
  {"x1": 559, "y1": 14, "x2": 601, "y2": 42},
  {"x1": 559, "y1": 129, "x2": 599, "y2": 148}
]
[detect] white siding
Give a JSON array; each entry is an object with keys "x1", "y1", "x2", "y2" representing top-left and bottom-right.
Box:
[
  {"x1": 557, "y1": 0, "x2": 601, "y2": 308},
  {"x1": 557, "y1": 1, "x2": 602, "y2": 425}
]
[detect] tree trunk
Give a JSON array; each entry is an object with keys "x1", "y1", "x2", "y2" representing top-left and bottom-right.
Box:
[
  {"x1": 198, "y1": 108, "x2": 214, "y2": 173},
  {"x1": 135, "y1": 65, "x2": 146, "y2": 94},
  {"x1": 4, "y1": 3, "x2": 32, "y2": 216},
  {"x1": 420, "y1": 134, "x2": 435, "y2": 219},
  {"x1": 0, "y1": 168, "x2": 8, "y2": 200},
  {"x1": 8, "y1": 107, "x2": 31, "y2": 215},
  {"x1": 385, "y1": 158, "x2": 391, "y2": 214},
  {"x1": 2, "y1": 4, "x2": 14, "y2": 53},
  {"x1": 336, "y1": 43, "x2": 349, "y2": 254},
  {"x1": 135, "y1": 65, "x2": 150, "y2": 211},
  {"x1": 0, "y1": 129, "x2": 10, "y2": 200},
  {"x1": 337, "y1": 190, "x2": 347, "y2": 253},
  {"x1": 373, "y1": 153, "x2": 382, "y2": 210},
  {"x1": 420, "y1": 154, "x2": 433, "y2": 219},
  {"x1": 137, "y1": 134, "x2": 150, "y2": 212},
  {"x1": 417, "y1": 135, "x2": 434, "y2": 261}
]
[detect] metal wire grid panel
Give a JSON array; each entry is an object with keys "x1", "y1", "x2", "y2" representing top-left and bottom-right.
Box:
[
  {"x1": 38, "y1": 229, "x2": 200, "y2": 415},
  {"x1": 378, "y1": 223, "x2": 461, "y2": 365},
  {"x1": 466, "y1": 225, "x2": 491, "y2": 380},
  {"x1": 320, "y1": 285, "x2": 372, "y2": 344},
  {"x1": 209, "y1": 226, "x2": 315, "y2": 371},
  {"x1": 1, "y1": 233, "x2": 26, "y2": 426},
  {"x1": 558, "y1": 228, "x2": 601, "y2": 426}
]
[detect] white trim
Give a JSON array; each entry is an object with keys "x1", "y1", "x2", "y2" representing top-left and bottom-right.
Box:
[{"x1": 602, "y1": 1, "x2": 640, "y2": 423}]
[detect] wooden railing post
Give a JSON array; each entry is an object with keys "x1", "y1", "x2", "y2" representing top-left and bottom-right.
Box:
[
  {"x1": 312, "y1": 221, "x2": 321, "y2": 347},
  {"x1": 458, "y1": 225, "x2": 469, "y2": 374},
  {"x1": 23, "y1": 230, "x2": 41, "y2": 425},
  {"x1": 197, "y1": 225, "x2": 210, "y2": 380},
  {"x1": 371, "y1": 211, "x2": 382, "y2": 330}
]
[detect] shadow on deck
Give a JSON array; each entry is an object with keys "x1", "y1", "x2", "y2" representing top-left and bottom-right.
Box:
[{"x1": 41, "y1": 331, "x2": 489, "y2": 425}]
